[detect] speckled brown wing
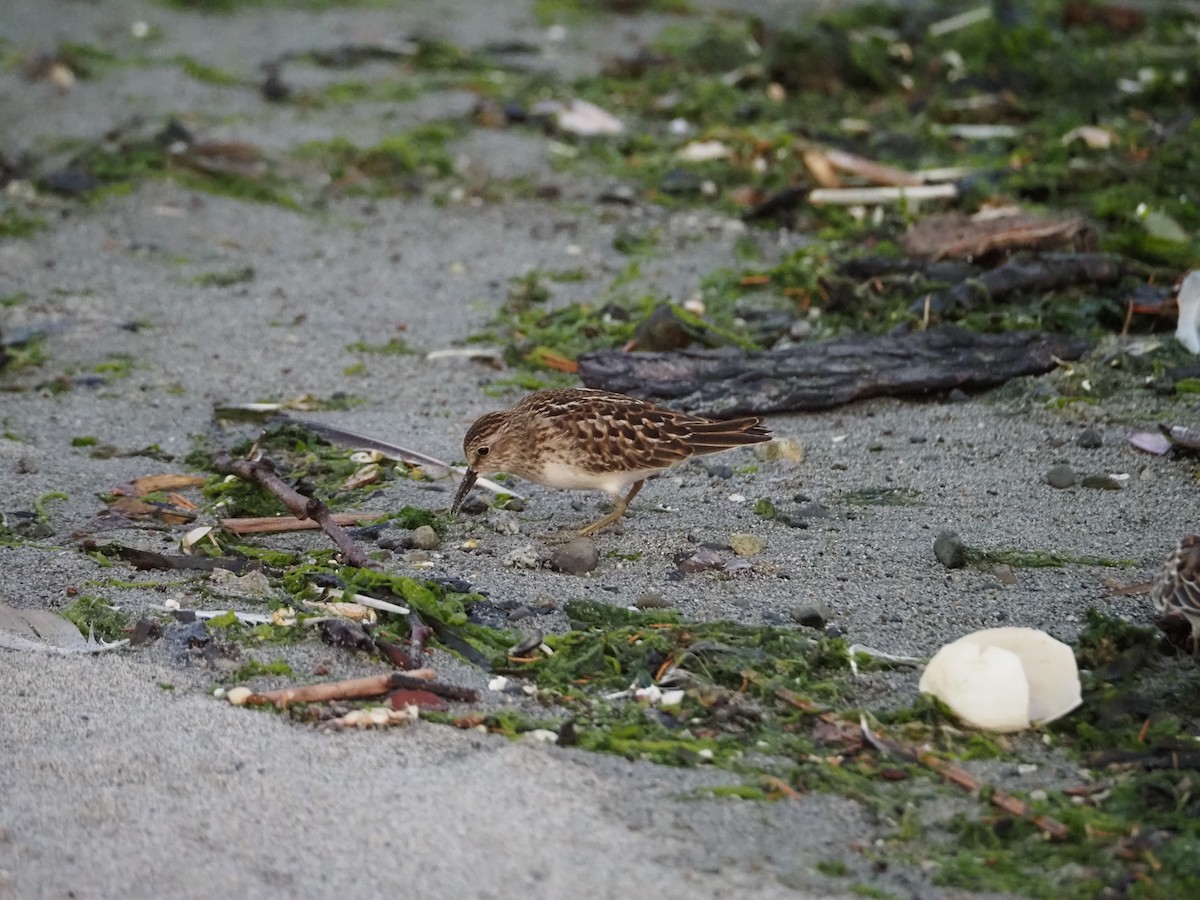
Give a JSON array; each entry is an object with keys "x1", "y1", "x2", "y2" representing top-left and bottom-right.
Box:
[
  {"x1": 1153, "y1": 535, "x2": 1200, "y2": 621},
  {"x1": 528, "y1": 388, "x2": 770, "y2": 474}
]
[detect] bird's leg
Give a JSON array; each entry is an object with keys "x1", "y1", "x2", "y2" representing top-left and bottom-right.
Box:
[{"x1": 576, "y1": 480, "x2": 644, "y2": 537}]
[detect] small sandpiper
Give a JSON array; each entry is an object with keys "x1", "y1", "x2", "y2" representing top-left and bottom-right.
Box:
[
  {"x1": 1150, "y1": 534, "x2": 1200, "y2": 656},
  {"x1": 451, "y1": 388, "x2": 772, "y2": 536}
]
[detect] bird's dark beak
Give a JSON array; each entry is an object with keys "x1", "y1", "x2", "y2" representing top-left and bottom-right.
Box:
[{"x1": 451, "y1": 468, "x2": 479, "y2": 514}]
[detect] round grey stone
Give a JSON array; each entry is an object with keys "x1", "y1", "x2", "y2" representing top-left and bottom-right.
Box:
[
  {"x1": 548, "y1": 537, "x2": 599, "y2": 575},
  {"x1": 933, "y1": 530, "x2": 967, "y2": 569},
  {"x1": 1076, "y1": 427, "x2": 1103, "y2": 448},
  {"x1": 634, "y1": 591, "x2": 672, "y2": 609},
  {"x1": 1044, "y1": 464, "x2": 1077, "y2": 489},
  {"x1": 411, "y1": 525, "x2": 440, "y2": 550},
  {"x1": 789, "y1": 601, "x2": 832, "y2": 629}
]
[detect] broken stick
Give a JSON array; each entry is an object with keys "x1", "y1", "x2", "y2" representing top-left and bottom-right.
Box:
[
  {"x1": 861, "y1": 717, "x2": 1069, "y2": 841},
  {"x1": 243, "y1": 669, "x2": 478, "y2": 707},
  {"x1": 212, "y1": 451, "x2": 375, "y2": 568}
]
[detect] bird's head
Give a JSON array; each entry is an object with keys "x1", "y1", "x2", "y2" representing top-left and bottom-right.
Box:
[{"x1": 450, "y1": 410, "x2": 519, "y2": 513}]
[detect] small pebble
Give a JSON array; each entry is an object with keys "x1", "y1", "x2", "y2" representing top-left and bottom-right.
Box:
[
  {"x1": 789, "y1": 601, "x2": 832, "y2": 629},
  {"x1": 502, "y1": 544, "x2": 540, "y2": 568},
  {"x1": 1045, "y1": 464, "x2": 1077, "y2": 489},
  {"x1": 548, "y1": 537, "x2": 599, "y2": 575},
  {"x1": 933, "y1": 530, "x2": 967, "y2": 569},
  {"x1": 793, "y1": 503, "x2": 831, "y2": 519},
  {"x1": 487, "y1": 509, "x2": 522, "y2": 535},
  {"x1": 634, "y1": 591, "x2": 671, "y2": 609},
  {"x1": 1081, "y1": 474, "x2": 1123, "y2": 491},
  {"x1": 378, "y1": 534, "x2": 413, "y2": 551},
  {"x1": 502, "y1": 497, "x2": 526, "y2": 512},
  {"x1": 1076, "y1": 427, "x2": 1103, "y2": 448},
  {"x1": 459, "y1": 496, "x2": 489, "y2": 515},
  {"x1": 730, "y1": 533, "x2": 767, "y2": 557},
  {"x1": 754, "y1": 438, "x2": 804, "y2": 463},
  {"x1": 411, "y1": 525, "x2": 440, "y2": 550},
  {"x1": 209, "y1": 569, "x2": 273, "y2": 599},
  {"x1": 994, "y1": 564, "x2": 1017, "y2": 585}
]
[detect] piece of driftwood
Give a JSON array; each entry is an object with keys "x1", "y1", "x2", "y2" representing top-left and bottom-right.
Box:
[
  {"x1": 244, "y1": 669, "x2": 478, "y2": 708},
  {"x1": 910, "y1": 252, "x2": 1125, "y2": 317},
  {"x1": 901, "y1": 210, "x2": 1095, "y2": 261},
  {"x1": 80, "y1": 539, "x2": 258, "y2": 573},
  {"x1": 1083, "y1": 748, "x2": 1200, "y2": 770},
  {"x1": 578, "y1": 325, "x2": 1089, "y2": 417},
  {"x1": 212, "y1": 451, "x2": 374, "y2": 569}
]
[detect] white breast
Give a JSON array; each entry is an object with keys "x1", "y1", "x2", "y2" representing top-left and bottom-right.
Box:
[{"x1": 534, "y1": 461, "x2": 661, "y2": 495}]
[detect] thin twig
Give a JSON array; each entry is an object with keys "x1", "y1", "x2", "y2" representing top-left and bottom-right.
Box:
[
  {"x1": 247, "y1": 672, "x2": 414, "y2": 706},
  {"x1": 860, "y1": 717, "x2": 1070, "y2": 841},
  {"x1": 212, "y1": 451, "x2": 375, "y2": 568},
  {"x1": 220, "y1": 512, "x2": 380, "y2": 534},
  {"x1": 822, "y1": 148, "x2": 923, "y2": 187},
  {"x1": 245, "y1": 669, "x2": 478, "y2": 707},
  {"x1": 809, "y1": 184, "x2": 958, "y2": 206}
]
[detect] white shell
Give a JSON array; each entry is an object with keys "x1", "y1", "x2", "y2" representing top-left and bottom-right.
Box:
[
  {"x1": 226, "y1": 686, "x2": 253, "y2": 706},
  {"x1": 919, "y1": 627, "x2": 1082, "y2": 733},
  {"x1": 1175, "y1": 270, "x2": 1200, "y2": 354},
  {"x1": 181, "y1": 525, "x2": 214, "y2": 553}
]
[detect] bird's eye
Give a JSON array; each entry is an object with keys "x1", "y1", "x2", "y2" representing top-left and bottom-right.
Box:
[{"x1": 476, "y1": 446, "x2": 490, "y2": 457}]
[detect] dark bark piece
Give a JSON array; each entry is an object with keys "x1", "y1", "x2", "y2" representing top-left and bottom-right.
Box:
[
  {"x1": 911, "y1": 252, "x2": 1125, "y2": 317},
  {"x1": 79, "y1": 540, "x2": 256, "y2": 573},
  {"x1": 578, "y1": 325, "x2": 1089, "y2": 417}
]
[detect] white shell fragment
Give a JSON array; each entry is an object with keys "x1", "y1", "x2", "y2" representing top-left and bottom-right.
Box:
[
  {"x1": 1060, "y1": 125, "x2": 1114, "y2": 149},
  {"x1": 181, "y1": 525, "x2": 215, "y2": 554},
  {"x1": 534, "y1": 99, "x2": 624, "y2": 136},
  {"x1": 919, "y1": 627, "x2": 1082, "y2": 733},
  {"x1": 226, "y1": 686, "x2": 253, "y2": 706},
  {"x1": 675, "y1": 140, "x2": 731, "y2": 162},
  {"x1": 1174, "y1": 270, "x2": 1200, "y2": 354},
  {"x1": 313, "y1": 586, "x2": 409, "y2": 616}
]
